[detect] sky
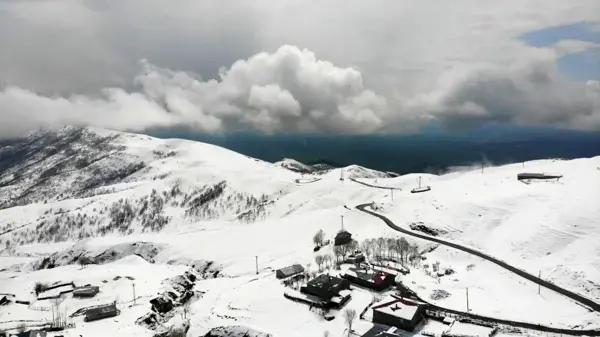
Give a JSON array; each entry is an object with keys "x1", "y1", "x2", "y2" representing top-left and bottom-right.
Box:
[{"x1": 0, "y1": 0, "x2": 599, "y2": 138}]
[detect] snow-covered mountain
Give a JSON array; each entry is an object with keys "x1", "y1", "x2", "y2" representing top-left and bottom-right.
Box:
[
  {"x1": 1, "y1": 126, "x2": 600, "y2": 337},
  {"x1": 274, "y1": 158, "x2": 321, "y2": 174}
]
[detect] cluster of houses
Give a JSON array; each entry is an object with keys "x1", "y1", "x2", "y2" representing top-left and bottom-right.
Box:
[
  {"x1": 277, "y1": 253, "x2": 495, "y2": 337},
  {"x1": 0, "y1": 282, "x2": 120, "y2": 336},
  {"x1": 277, "y1": 260, "x2": 429, "y2": 332}
]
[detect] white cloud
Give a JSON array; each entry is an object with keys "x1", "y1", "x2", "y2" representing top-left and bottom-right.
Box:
[
  {"x1": 0, "y1": 0, "x2": 600, "y2": 136},
  {"x1": 0, "y1": 46, "x2": 392, "y2": 137},
  {"x1": 552, "y1": 39, "x2": 599, "y2": 56},
  {"x1": 408, "y1": 57, "x2": 600, "y2": 130}
]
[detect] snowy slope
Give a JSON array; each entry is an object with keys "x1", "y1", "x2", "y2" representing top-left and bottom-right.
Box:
[
  {"x1": 373, "y1": 158, "x2": 600, "y2": 305},
  {"x1": 1, "y1": 126, "x2": 600, "y2": 337},
  {"x1": 273, "y1": 158, "x2": 318, "y2": 174}
]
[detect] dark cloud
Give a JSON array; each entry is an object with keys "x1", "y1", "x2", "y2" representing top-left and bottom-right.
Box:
[{"x1": 418, "y1": 59, "x2": 600, "y2": 130}]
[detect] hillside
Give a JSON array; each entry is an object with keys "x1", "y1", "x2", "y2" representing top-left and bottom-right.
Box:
[{"x1": 1, "y1": 127, "x2": 600, "y2": 337}]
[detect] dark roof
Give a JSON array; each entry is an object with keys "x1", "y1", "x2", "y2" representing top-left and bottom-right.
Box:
[
  {"x1": 86, "y1": 303, "x2": 117, "y2": 316},
  {"x1": 350, "y1": 269, "x2": 394, "y2": 282},
  {"x1": 517, "y1": 173, "x2": 563, "y2": 180},
  {"x1": 277, "y1": 264, "x2": 305, "y2": 277},
  {"x1": 308, "y1": 274, "x2": 345, "y2": 290}
]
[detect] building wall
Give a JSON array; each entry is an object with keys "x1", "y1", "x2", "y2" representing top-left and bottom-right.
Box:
[{"x1": 372, "y1": 306, "x2": 424, "y2": 332}]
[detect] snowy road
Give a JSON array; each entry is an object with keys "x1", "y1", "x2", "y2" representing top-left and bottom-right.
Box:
[{"x1": 355, "y1": 203, "x2": 600, "y2": 314}]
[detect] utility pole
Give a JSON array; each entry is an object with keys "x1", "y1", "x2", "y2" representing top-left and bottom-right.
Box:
[
  {"x1": 538, "y1": 270, "x2": 541, "y2": 295},
  {"x1": 255, "y1": 256, "x2": 259, "y2": 275},
  {"x1": 341, "y1": 215, "x2": 344, "y2": 231},
  {"x1": 481, "y1": 162, "x2": 484, "y2": 174},
  {"x1": 466, "y1": 287, "x2": 470, "y2": 312},
  {"x1": 391, "y1": 189, "x2": 394, "y2": 202},
  {"x1": 132, "y1": 283, "x2": 136, "y2": 305}
]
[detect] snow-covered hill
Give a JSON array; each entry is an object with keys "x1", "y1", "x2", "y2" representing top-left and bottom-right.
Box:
[
  {"x1": 1, "y1": 126, "x2": 600, "y2": 337},
  {"x1": 273, "y1": 158, "x2": 320, "y2": 174}
]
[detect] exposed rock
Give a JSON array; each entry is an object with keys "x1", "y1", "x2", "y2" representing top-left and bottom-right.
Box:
[
  {"x1": 203, "y1": 326, "x2": 272, "y2": 337},
  {"x1": 430, "y1": 289, "x2": 451, "y2": 300},
  {"x1": 409, "y1": 222, "x2": 447, "y2": 237}
]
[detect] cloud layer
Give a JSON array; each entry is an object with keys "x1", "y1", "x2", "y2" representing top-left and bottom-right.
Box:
[
  {"x1": 0, "y1": 0, "x2": 599, "y2": 137},
  {"x1": 0, "y1": 46, "x2": 391, "y2": 137}
]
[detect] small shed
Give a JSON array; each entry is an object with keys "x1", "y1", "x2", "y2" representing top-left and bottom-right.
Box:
[
  {"x1": 84, "y1": 303, "x2": 119, "y2": 322},
  {"x1": 346, "y1": 253, "x2": 366, "y2": 264},
  {"x1": 73, "y1": 285, "x2": 100, "y2": 298},
  {"x1": 276, "y1": 264, "x2": 305, "y2": 279}
]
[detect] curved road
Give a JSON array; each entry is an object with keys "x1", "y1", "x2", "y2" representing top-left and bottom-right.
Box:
[{"x1": 355, "y1": 203, "x2": 600, "y2": 313}]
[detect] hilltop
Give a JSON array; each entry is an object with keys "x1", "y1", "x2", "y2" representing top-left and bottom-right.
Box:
[{"x1": 0, "y1": 126, "x2": 599, "y2": 336}]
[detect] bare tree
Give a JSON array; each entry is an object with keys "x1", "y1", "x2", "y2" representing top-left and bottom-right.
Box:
[
  {"x1": 333, "y1": 245, "x2": 343, "y2": 263},
  {"x1": 343, "y1": 308, "x2": 357, "y2": 333},
  {"x1": 398, "y1": 237, "x2": 409, "y2": 265},
  {"x1": 313, "y1": 229, "x2": 325, "y2": 247},
  {"x1": 34, "y1": 282, "x2": 48, "y2": 295},
  {"x1": 410, "y1": 244, "x2": 420, "y2": 266},
  {"x1": 315, "y1": 255, "x2": 324, "y2": 271},
  {"x1": 348, "y1": 239, "x2": 358, "y2": 254},
  {"x1": 181, "y1": 302, "x2": 191, "y2": 319},
  {"x1": 16, "y1": 322, "x2": 27, "y2": 333},
  {"x1": 386, "y1": 238, "x2": 396, "y2": 259},
  {"x1": 360, "y1": 240, "x2": 371, "y2": 260},
  {"x1": 326, "y1": 254, "x2": 334, "y2": 269}
]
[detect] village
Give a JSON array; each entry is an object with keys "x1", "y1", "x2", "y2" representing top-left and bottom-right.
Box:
[
  {"x1": 0, "y1": 223, "x2": 508, "y2": 337},
  {"x1": 274, "y1": 227, "x2": 504, "y2": 337}
]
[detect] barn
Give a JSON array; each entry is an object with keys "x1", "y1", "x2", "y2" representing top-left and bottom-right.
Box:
[
  {"x1": 276, "y1": 264, "x2": 305, "y2": 279},
  {"x1": 84, "y1": 302, "x2": 119, "y2": 322}
]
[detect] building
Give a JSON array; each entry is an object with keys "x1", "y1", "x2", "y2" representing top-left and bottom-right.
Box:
[
  {"x1": 517, "y1": 173, "x2": 563, "y2": 181},
  {"x1": 14, "y1": 330, "x2": 47, "y2": 337},
  {"x1": 301, "y1": 274, "x2": 351, "y2": 307},
  {"x1": 276, "y1": 264, "x2": 305, "y2": 279},
  {"x1": 73, "y1": 285, "x2": 100, "y2": 298},
  {"x1": 84, "y1": 302, "x2": 119, "y2": 322},
  {"x1": 372, "y1": 295, "x2": 426, "y2": 331},
  {"x1": 342, "y1": 268, "x2": 396, "y2": 291},
  {"x1": 346, "y1": 253, "x2": 366, "y2": 264}
]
